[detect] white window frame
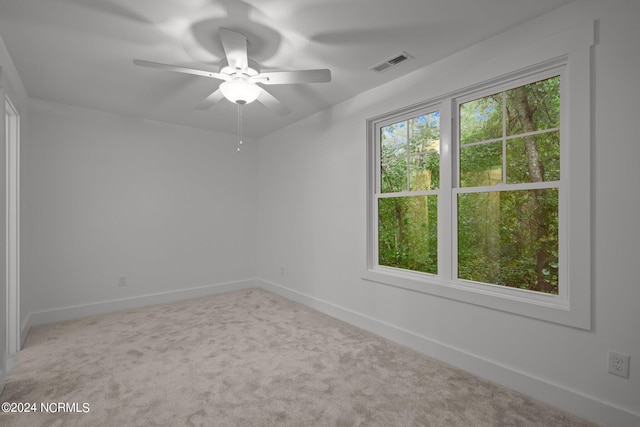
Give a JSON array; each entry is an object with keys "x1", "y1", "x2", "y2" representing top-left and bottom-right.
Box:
[{"x1": 364, "y1": 23, "x2": 594, "y2": 329}]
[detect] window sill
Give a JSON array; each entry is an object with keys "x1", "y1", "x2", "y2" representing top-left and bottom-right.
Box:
[{"x1": 362, "y1": 267, "x2": 589, "y2": 329}]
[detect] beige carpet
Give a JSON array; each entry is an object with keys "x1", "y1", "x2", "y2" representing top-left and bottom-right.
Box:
[{"x1": 0, "y1": 288, "x2": 597, "y2": 426}]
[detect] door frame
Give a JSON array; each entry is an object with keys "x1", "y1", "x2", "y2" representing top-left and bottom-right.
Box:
[{"x1": 5, "y1": 95, "x2": 20, "y2": 357}]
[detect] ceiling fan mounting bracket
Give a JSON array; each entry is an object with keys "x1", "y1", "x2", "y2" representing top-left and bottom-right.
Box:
[{"x1": 218, "y1": 58, "x2": 260, "y2": 78}]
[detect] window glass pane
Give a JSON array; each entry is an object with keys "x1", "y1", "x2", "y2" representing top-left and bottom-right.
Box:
[
  {"x1": 409, "y1": 152, "x2": 439, "y2": 190},
  {"x1": 506, "y1": 76, "x2": 560, "y2": 136},
  {"x1": 460, "y1": 142, "x2": 502, "y2": 187},
  {"x1": 381, "y1": 121, "x2": 407, "y2": 159},
  {"x1": 378, "y1": 195, "x2": 437, "y2": 274},
  {"x1": 457, "y1": 189, "x2": 559, "y2": 294},
  {"x1": 507, "y1": 131, "x2": 560, "y2": 184},
  {"x1": 460, "y1": 95, "x2": 502, "y2": 145},
  {"x1": 409, "y1": 112, "x2": 440, "y2": 154},
  {"x1": 381, "y1": 158, "x2": 407, "y2": 193}
]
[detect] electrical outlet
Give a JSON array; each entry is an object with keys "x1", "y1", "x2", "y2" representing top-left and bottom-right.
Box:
[
  {"x1": 280, "y1": 267, "x2": 285, "y2": 277},
  {"x1": 118, "y1": 276, "x2": 128, "y2": 287},
  {"x1": 608, "y1": 350, "x2": 630, "y2": 378}
]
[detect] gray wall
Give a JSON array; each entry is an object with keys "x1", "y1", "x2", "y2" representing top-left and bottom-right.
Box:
[
  {"x1": 256, "y1": 1, "x2": 640, "y2": 425},
  {"x1": 22, "y1": 99, "x2": 258, "y2": 316}
]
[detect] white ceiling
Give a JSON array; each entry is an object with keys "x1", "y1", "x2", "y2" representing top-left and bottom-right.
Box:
[{"x1": 0, "y1": 0, "x2": 574, "y2": 138}]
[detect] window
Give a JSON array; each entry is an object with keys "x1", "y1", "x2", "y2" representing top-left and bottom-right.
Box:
[
  {"x1": 456, "y1": 75, "x2": 561, "y2": 295},
  {"x1": 365, "y1": 23, "x2": 593, "y2": 329},
  {"x1": 373, "y1": 70, "x2": 562, "y2": 293},
  {"x1": 378, "y1": 111, "x2": 440, "y2": 275}
]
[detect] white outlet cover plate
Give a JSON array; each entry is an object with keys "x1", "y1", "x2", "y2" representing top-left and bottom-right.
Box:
[{"x1": 608, "y1": 350, "x2": 630, "y2": 378}]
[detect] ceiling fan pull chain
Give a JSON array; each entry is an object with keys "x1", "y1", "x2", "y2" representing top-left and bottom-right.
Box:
[{"x1": 237, "y1": 102, "x2": 244, "y2": 152}]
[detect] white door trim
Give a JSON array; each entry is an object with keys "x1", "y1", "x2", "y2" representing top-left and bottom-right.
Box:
[{"x1": 5, "y1": 95, "x2": 20, "y2": 356}]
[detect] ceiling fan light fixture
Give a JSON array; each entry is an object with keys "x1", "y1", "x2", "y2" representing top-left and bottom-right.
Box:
[{"x1": 220, "y1": 79, "x2": 261, "y2": 104}]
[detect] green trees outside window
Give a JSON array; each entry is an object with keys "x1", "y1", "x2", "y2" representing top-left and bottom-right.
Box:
[
  {"x1": 457, "y1": 76, "x2": 560, "y2": 294},
  {"x1": 378, "y1": 113, "x2": 440, "y2": 274},
  {"x1": 376, "y1": 76, "x2": 561, "y2": 295}
]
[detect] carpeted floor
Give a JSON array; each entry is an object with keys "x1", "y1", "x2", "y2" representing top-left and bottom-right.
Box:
[{"x1": 0, "y1": 288, "x2": 597, "y2": 426}]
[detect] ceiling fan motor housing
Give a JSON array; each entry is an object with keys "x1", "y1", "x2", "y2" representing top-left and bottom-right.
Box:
[{"x1": 218, "y1": 58, "x2": 260, "y2": 77}]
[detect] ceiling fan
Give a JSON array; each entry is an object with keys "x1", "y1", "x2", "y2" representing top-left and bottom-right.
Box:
[{"x1": 133, "y1": 27, "x2": 332, "y2": 117}]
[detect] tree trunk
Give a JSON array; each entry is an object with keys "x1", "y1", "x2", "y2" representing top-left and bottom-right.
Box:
[
  {"x1": 513, "y1": 88, "x2": 544, "y2": 183},
  {"x1": 511, "y1": 88, "x2": 550, "y2": 293}
]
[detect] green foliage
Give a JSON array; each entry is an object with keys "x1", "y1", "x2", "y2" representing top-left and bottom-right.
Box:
[
  {"x1": 460, "y1": 96, "x2": 502, "y2": 145},
  {"x1": 381, "y1": 112, "x2": 440, "y2": 193},
  {"x1": 506, "y1": 77, "x2": 560, "y2": 135},
  {"x1": 378, "y1": 112, "x2": 440, "y2": 274},
  {"x1": 507, "y1": 132, "x2": 560, "y2": 184},
  {"x1": 460, "y1": 142, "x2": 502, "y2": 187},
  {"x1": 377, "y1": 76, "x2": 561, "y2": 294},
  {"x1": 457, "y1": 76, "x2": 560, "y2": 294},
  {"x1": 378, "y1": 196, "x2": 438, "y2": 274},
  {"x1": 457, "y1": 190, "x2": 559, "y2": 294}
]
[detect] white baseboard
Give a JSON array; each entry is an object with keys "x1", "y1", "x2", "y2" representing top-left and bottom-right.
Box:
[
  {"x1": 21, "y1": 313, "x2": 32, "y2": 349},
  {"x1": 25, "y1": 279, "x2": 258, "y2": 330},
  {"x1": 257, "y1": 278, "x2": 639, "y2": 427}
]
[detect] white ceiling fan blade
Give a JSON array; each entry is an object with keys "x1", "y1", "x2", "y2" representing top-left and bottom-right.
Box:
[
  {"x1": 194, "y1": 89, "x2": 225, "y2": 110},
  {"x1": 219, "y1": 28, "x2": 249, "y2": 72},
  {"x1": 133, "y1": 59, "x2": 229, "y2": 81},
  {"x1": 256, "y1": 89, "x2": 291, "y2": 116},
  {"x1": 256, "y1": 69, "x2": 331, "y2": 85}
]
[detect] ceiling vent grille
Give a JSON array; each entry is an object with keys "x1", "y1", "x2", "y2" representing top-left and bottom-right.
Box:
[{"x1": 369, "y1": 51, "x2": 414, "y2": 73}]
